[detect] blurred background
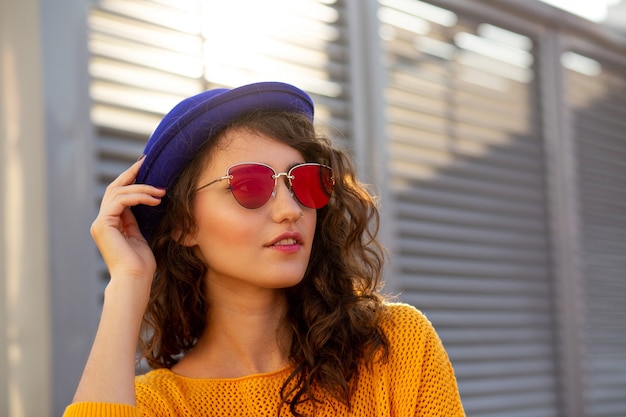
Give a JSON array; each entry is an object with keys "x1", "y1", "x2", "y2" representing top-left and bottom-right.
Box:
[{"x1": 1, "y1": 0, "x2": 625, "y2": 416}]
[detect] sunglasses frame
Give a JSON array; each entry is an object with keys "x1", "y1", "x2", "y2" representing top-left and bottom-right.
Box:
[{"x1": 196, "y1": 162, "x2": 335, "y2": 209}]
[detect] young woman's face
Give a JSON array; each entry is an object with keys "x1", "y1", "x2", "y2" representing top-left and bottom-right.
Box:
[{"x1": 187, "y1": 128, "x2": 317, "y2": 297}]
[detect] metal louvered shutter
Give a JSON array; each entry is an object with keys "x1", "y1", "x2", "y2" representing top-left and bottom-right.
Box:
[
  {"x1": 378, "y1": 1, "x2": 559, "y2": 416},
  {"x1": 564, "y1": 51, "x2": 626, "y2": 417}
]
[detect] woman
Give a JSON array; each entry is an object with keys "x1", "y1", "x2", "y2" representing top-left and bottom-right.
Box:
[{"x1": 65, "y1": 82, "x2": 465, "y2": 416}]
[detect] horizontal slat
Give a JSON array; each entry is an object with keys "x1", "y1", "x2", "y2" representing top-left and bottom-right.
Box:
[
  {"x1": 91, "y1": 104, "x2": 162, "y2": 137},
  {"x1": 581, "y1": 157, "x2": 626, "y2": 179},
  {"x1": 98, "y1": 136, "x2": 146, "y2": 159},
  {"x1": 90, "y1": 57, "x2": 203, "y2": 96},
  {"x1": 580, "y1": 183, "x2": 626, "y2": 205},
  {"x1": 579, "y1": 139, "x2": 626, "y2": 158},
  {"x1": 202, "y1": 65, "x2": 347, "y2": 104},
  {"x1": 387, "y1": 107, "x2": 540, "y2": 146},
  {"x1": 205, "y1": 42, "x2": 347, "y2": 79},
  {"x1": 586, "y1": 311, "x2": 626, "y2": 328},
  {"x1": 587, "y1": 366, "x2": 626, "y2": 385},
  {"x1": 584, "y1": 244, "x2": 626, "y2": 256},
  {"x1": 396, "y1": 237, "x2": 549, "y2": 263},
  {"x1": 91, "y1": 81, "x2": 186, "y2": 115},
  {"x1": 97, "y1": 159, "x2": 142, "y2": 183},
  {"x1": 388, "y1": 63, "x2": 532, "y2": 106},
  {"x1": 566, "y1": 76, "x2": 611, "y2": 100},
  {"x1": 394, "y1": 185, "x2": 546, "y2": 217},
  {"x1": 584, "y1": 255, "x2": 626, "y2": 271},
  {"x1": 389, "y1": 142, "x2": 544, "y2": 184},
  {"x1": 395, "y1": 201, "x2": 546, "y2": 231},
  {"x1": 388, "y1": 65, "x2": 532, "y2": 108},
  {"x1": 387, "y1": 72, "x2": 532, "y2": 116},
  {"x1": 585, "y1": 272, "x2": 626, "y2": 288},
  {"x1": 386, "y1": 85, "x2": 534, "y2": 132},
  {"x1": 459, "y1": 393, "x2": 557, "y2": 417},
  {"x1": 390, "y1": 162, "x2": 546, "y2": 202},
  {"x1": 437, "y1": 327, "x2": 554, "y2": 345},
  {"x1": 449, "y1": 344, "x2": 555, "y2": 364},
  {"x1": 388, "y1": 42, "x2": 532, "y2": 80},
  {"x1": 577, "y1": 118, "x2": 626, "y2": 144},
  {"x1": 89, "y1": 33, "x2": 204, "y2": 77},
  {"x1": 569, "y1": 89, "x2": 626, "y2": 114},
  {"x1": 89, "y1": 8, "x2": 201, "y2": 51},
  {"x1": 388, "y1": 115, "x2": 543, "y2": 156},
  {"x1": 588, "y1": 384, "x2": 626, "y2": 401},
  {"x1": 583, "y1": 229, "x2": 626, "y2": 245},
  {"x1": 457, "y1": 376, "x2": 556, "y2": 400},
  {"x1": 581, "y1": 199, "x2": 626, "y2": 217},
  {"x1": 569, "y1": 81, "x2": 626, "y2": 107},
  {"x1": 97, "y1": 0, "x2": 201, "y2": 32},
  {"x1": 405, "y1": 292, "x2": 552, "y2": 312},
  {"x1": 587, "y1": 403, "x2": 626, "y2": 417},
  {"x1": 404, "y1": 308, "x2": 554, "y2": 328},
  {"x1": 395, "y1": 220, "x2": 548, "y2": 248},
  {"x1": 389, "y1": 124, "x2": 543, "y2": 165},
  {"x1": 586, "y1": 329, "x2": 626, "y2": 345},
  {"x1": 386, "y1": 103, "x2": 538, "y2": 144},
  {"x1": 398, "y1": 274, "x2": 551, "y2": 295},
  {"x1": 587, "y1": 296, "x2": 626, "y2": 312}
]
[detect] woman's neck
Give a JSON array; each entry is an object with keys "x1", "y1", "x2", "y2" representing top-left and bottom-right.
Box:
[{"x1": 173, "y1": 288, "x2": 292, "y2": 379}]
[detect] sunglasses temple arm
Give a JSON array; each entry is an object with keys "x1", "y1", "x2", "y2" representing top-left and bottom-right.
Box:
[{"x1": 196, "y1": 175, "x2": 229, "y2": 192}]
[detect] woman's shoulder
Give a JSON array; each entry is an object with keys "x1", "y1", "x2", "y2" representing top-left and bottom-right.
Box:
[
  {"x1": 379, "y1": 302, "x2": 435, "y2": 334},
  {"x1": 374, "y1": 302, "x2": 454, "y2": 378},
  {"x1": 136, "y1": 368, "x2": 174, "y2": 384},
  {"x1": 378, "y1": 302, "x2": 444, "y2": 356},
  {"x1": 135, "y1": 368, "x2": 182, "y2": 398}
]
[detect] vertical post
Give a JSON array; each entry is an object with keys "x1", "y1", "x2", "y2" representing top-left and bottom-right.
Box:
[
  {"x1": 38, "y1": 0, "x2": 100, "y2": 414},
  {"x1": 0, "y1": 1, "x2": 52, "y2": 416},
  {"x1": 539, "y1": 29, "x2": 587, "y2": 417},
  {"x1": 345, "y1": 0, "x2": 398, "y2": 293}
]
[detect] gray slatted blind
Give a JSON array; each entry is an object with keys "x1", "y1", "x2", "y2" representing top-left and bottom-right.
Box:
[
  {"x1": 564, "y1": 51, "x2": 626, "y2": 417},
  {"x1": 378, "y1": 1, "x2": 559, "y2": 416}
]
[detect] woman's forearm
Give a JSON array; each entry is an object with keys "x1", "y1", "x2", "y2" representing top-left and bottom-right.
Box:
[{"x1": 72, "y1": 279, "x2": 150, "y2": 405}]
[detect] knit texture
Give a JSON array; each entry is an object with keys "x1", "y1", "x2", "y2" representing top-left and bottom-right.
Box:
[{"x1": 64, "y1": 303, "x2": 465, "y2": 416}]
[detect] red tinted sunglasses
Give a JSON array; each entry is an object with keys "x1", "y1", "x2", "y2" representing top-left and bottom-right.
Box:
[{"x1": 196, "y1": 162, "x2": 335, "y2": 209}]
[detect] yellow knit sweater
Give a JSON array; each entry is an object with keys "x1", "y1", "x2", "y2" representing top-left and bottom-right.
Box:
[{"x1": 64, "y1": 303, "x2": 465, "y2": 416}]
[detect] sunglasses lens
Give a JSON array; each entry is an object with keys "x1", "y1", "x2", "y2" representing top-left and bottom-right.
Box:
[
  {"x1": 228, "y1": 164, "x2": 275, "y2": 209},
  {"x1": 291, "y1": 164, "x2": 334, "y2": 209}
]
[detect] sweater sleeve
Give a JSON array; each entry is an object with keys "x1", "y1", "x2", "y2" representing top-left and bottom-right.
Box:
[
  {"x1": 415, "y1": 312, "x2": 465, "y2": 416},
  {"x1": 62, "y1": 402, "x2": 138, "y2": 417},
  {"x1": 382, "y1": 303, "x2": 465, "y2": 417},
  {"x1": 62, "y1": 376, "x2": 164, "y2": 417}
]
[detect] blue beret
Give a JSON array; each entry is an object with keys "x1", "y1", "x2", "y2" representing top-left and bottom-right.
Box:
[{"x1": 132, "y1": 81, "x2": 315, "y2": 241}]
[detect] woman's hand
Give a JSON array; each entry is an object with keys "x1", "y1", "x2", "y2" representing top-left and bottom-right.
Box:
[{"x1": 90, "y1": 156, "x2": 166, "y2": 284}]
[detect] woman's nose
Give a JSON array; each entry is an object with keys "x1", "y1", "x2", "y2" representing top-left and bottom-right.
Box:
[{"x1": 270, "y1": 178, "x2": 302, "y2": 222}]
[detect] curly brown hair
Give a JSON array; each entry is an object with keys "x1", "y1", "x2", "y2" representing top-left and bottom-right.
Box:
[{"x1": 139, "y1": 109, "x2": 389, "y2": 416}]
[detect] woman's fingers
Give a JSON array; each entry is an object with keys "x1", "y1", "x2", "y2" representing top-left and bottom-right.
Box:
[
  {"x1": 100, "y1": 157, "x2": 165, "y2": 211},
  {"x1": 108, "y1": 155, "x2": 146, "y2": 187},
  {"x1": 99, "y1": 186, "x2": 164, "y2": 216},
  {"x1": 91, "y1": 158, "x2": 166, "y2": 281}
]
